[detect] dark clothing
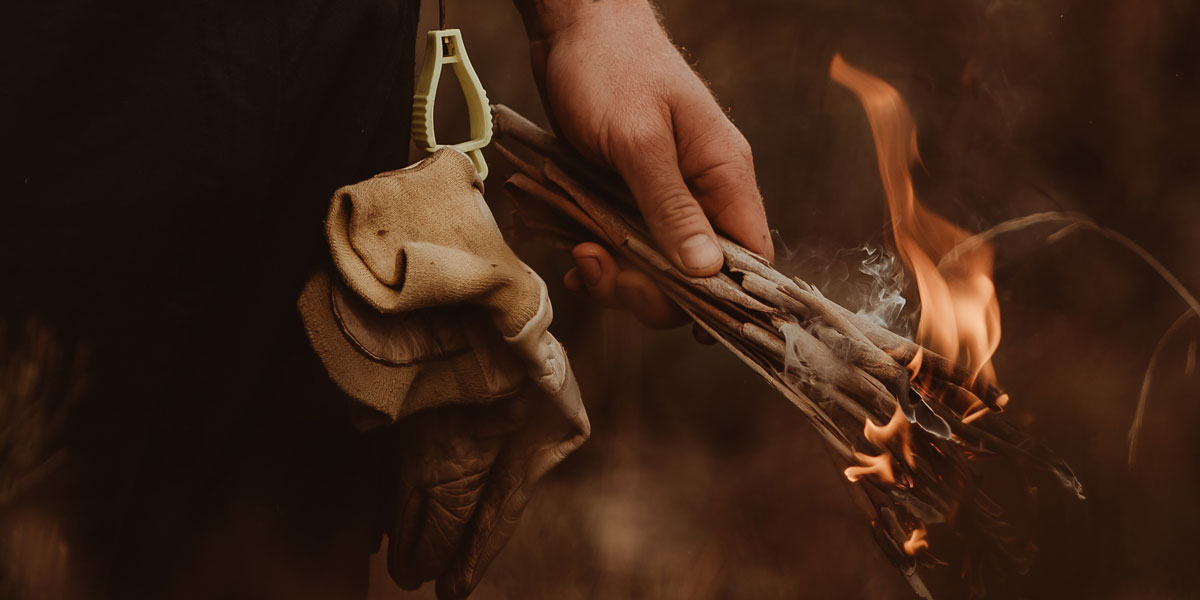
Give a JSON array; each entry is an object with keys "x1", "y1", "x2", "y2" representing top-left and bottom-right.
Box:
[{"x1": 1, "y1": 0, "x2": 419, "y2": 596}]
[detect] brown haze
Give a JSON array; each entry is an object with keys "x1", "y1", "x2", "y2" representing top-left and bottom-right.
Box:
[
  {"x1": 376, "y1": 0, "x2": 1200, "y2": 598},
  {"x1": 7, "y1": 0, "x2": 1195, "y2": 598},
  {"x1": 393, "y1": 0, "x2": 1200, "y2": 598}
]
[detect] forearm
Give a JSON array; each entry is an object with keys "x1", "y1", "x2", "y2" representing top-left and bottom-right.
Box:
[{"x1": 512, "y1": 0, "x2": 659, "y2": 44}]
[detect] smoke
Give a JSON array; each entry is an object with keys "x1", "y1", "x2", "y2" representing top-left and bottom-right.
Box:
[
  {"x1": 852, "y1": 246, "x2": 910, "y2": 335},
  {"x1": 773, "y1": 231, "x2": 914, "y2": 337},
  {"x1": 420, "y1": 0, "x2": 1200, "y2": 597},
  {"x1": 779, "y1": 321, "x2": 804, "y2": 378}
]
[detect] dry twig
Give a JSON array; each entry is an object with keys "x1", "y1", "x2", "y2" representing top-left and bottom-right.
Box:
[{"x1": 491, "y1": 104, "x2": 1083, "y2": 597}]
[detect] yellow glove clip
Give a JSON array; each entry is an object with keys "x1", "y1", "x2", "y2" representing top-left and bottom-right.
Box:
[{"x1": 412, "y1": 29, "x2": 493, "y2": 180}]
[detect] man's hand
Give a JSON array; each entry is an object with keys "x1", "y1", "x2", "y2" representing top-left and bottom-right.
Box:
[{"x1": 516, "y1": 0, "x2": 773, "y2": 328}]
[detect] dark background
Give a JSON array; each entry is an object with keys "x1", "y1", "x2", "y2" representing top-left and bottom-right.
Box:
[{"x1": 378, "y1": 0, "x2": 1200, "y2": 598}]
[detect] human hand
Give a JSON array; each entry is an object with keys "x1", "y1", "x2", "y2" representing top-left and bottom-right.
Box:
[{"x1": 520, "y1": 0, "x2": 773, "y2": 328}]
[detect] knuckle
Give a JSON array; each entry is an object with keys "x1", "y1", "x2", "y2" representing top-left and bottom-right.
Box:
[
  {"x1": 730, "y1": 133, "x2": 754, "y2": 164},
  {"x1": 647, "y1": 192, "x2": 705, "y2": 233},
  {"x1": 678, "y1": 122, "x2": 756, "y2": 178},
  {"x1": 606, "y1": 96, "x2": 673, "y2": 150},
  {"x1": 679, "y1": 118, "x2": 727, "y2": 158},
  {"x1": 617, "y1": 121, "x2": 673, "y2": 156},
  {"x1": 696, "y1": 160, "x2": 761, "y2": 207}
]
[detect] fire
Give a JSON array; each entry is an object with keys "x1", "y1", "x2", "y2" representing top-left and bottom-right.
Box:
[
  {"x1": 829, "y1": 54, "x2": 1002, "y2": 392},
  {"x1": 844, "y1": 452, "x2": 895, "y2": 485},
  {"x1": 960, "y1": 403, "x2": 990, "y2": 425},
  {"x1": 864, "y1": 405, "x2": 915, "y2": 467},
  {"x1": 903, "y1": 524, "x2": 929, "y2": 556},
  {"x1": 961, "y1": 392, "x2": 1008, "y2": 424}
]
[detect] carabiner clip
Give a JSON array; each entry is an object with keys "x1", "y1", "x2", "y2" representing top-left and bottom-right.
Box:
[{"x1": 412, "y1": 29, "x2": 493, "y2": 180}]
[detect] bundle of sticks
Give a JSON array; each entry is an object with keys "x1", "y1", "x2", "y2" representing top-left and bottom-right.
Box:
[{"x1": 490, "y1": 104, "x2": 1083, "y2": 596}]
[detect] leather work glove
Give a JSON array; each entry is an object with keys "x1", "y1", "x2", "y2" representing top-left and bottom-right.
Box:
[
  {"x1": 381, "y1": 390, "x2": 562, "y2": 598},
  {"x1": 298, "y1": 148, "x2": 589, "y2": 598}
]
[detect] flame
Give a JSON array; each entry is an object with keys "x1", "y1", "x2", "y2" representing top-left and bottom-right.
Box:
[
  {"x1": 903, "y1": 524, "x2": 930, "y2": 556},
  {"x1": 830, "y1": 54, "x2": 1002, "y2": 391},
  {"x1": 844, "y1": 452, "x2": 895, "y2": 485},
  {"x1": 864, "y1": 405, "x2": 915, "y2": 467},
  {"x1": 960, "y1": 402, "x2": 990, "y2": 425},
  {"x1": 907, "y1": 346, "x2": 924, "y2": 382}
]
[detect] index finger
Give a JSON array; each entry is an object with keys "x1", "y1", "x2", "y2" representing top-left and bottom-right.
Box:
[{"x1": 673, "y1": 103, "x2": 774, "y2": 263}]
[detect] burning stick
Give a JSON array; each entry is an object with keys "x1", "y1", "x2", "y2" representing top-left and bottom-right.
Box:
[{"x1": 491, "y1": 91, "x2": 1082, "y2": 594}]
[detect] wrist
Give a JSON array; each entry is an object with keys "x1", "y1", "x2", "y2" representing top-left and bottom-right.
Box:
[{"x1": 517, "y1": 0, "x2": 657, "y2": 45}]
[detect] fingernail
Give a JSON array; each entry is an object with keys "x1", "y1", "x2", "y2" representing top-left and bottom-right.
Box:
[
  {"x1": 577, "y1": 256, "x2": 602, "y2": 286},
  {"x1": 679, "y1": 234, "x2": 722, "y2": 270}
]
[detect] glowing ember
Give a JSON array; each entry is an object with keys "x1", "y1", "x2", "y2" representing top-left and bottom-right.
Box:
[
  {"x1": 960, "y1": 392, "x2": 1011, "y2": 424},
  {"x1": 903, "y1": 524, "x2": 929, "y2": 556},
  {"x1": 864, "y1": 405, "x2": 915, "y2": 467},
  {"x1": 960, "y1": 402, "x2": 990, "y2": 425},
  {"x1": 830, "y1": 54, "x2": 1003, "y2": 392},
  {"x1": 844, "y1": 451, "x2": 895, "y2": 485}
]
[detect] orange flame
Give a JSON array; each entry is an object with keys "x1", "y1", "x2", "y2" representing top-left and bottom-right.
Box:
[
  {"x1": 830, "y1": 54, "x2": 1002, "y2": 391},
  {"x1": 864, "y1": 405, "x2": 915, "y2": 467},
  {"x1": 844, "y1": 452, "x2": 895, "y2": 485},
  {"x1": 903, "y1": 524, "x2": 930, "y2": 556}
]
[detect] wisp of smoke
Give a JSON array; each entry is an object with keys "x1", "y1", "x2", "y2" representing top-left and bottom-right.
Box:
[
  {"x1": 853, "y1": 246, "x2": 909, "y2": 334},
  {"x1": 772, "y1": 231, "x2": 913, "y2": 337}
]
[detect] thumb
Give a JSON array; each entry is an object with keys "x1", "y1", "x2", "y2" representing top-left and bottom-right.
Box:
[{"x1": 611, "y1": 130, "x2": 724, "y2": 277}]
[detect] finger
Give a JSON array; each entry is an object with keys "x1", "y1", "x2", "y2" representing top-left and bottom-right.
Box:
[
  {"x1": 571, "y1": 243, "x2": 621, "y2": 307},
  {"x1": 609, "y1": 122, "x2": 724, "y2": 277},
  {"x1": 691, "y1": 157, "x2": 773, "y2": 264},
  {"x1": 436, "y1": 481, "x2": 534, "y2": 600},
  {"x1": 571, "y1": 243, "x2": 691, "y2": 330},
  {"x1": 437, "y1": 386, "x2": 585, "y2": 600},
  {"x1": 563, "y1": 267, "x2": 583, "y2": 293},
  {"x1": 673, "y1": 103, "x2": 774, "y2": 263},
  {"x1": 387, "y1": 488, "x2": 428, "y2": 590},
  {"x1": 411, "y1": 470, "x2": 493, "y2": 584},
  {"x1": 386, "y1": 407, "x2": 502, "y2": 590},
  {"x1": 435, "y1": 419, "x2": 539, "y2": 600},
  {"x1": 614, "y1": 269, "x2": 689, "y2": 329}
]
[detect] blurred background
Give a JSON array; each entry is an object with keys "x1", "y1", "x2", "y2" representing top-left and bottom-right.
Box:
[{"x1": 379, "y1": 0, "x2": 1200, "y2": 598}]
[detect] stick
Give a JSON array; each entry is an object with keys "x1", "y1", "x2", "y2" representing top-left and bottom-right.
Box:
[{"x1": 490, "y1": 104, "x2": 1083, "y2": 596}]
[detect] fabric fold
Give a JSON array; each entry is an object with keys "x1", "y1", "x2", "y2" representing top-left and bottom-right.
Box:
[{"x1": 297, "y1": 147, "x2": 588, "y2": 599}]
